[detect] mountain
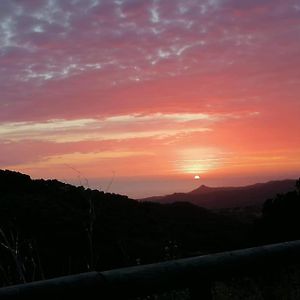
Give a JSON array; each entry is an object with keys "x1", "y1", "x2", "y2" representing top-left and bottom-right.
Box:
[{"x1": 140, "y1": 180, "x2": 297, "y2": 209}]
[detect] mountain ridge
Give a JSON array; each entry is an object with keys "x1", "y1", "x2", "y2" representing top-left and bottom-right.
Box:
[{"x1": 140, "y1": 179, "x2": 297, "y2": 209}]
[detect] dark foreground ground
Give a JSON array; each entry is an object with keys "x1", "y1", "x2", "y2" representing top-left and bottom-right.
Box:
[{"x1": 132, "y1": 263, "x2": 300, "y2": 299}]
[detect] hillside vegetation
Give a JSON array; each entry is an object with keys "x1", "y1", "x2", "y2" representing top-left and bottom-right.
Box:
[{"x1": 0, "y1": 170, "x2": 299, "y2": 287}]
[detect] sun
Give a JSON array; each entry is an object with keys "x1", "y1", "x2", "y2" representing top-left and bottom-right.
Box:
[{"x1": 194, "y1": 175, "x2": 200, "y2": 180}]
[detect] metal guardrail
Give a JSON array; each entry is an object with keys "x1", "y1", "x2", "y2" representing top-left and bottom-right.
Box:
[{"x1": 0, "y1": 240, "x2": 300, "y2": 299}]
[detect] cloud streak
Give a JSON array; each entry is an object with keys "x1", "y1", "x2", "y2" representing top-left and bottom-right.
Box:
[{"x1": 0, "y1": 111, "x2": 259, "y2": 143}]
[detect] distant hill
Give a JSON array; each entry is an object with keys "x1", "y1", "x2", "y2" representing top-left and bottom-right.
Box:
[{"x1": 140, "y1": 180, "x2": 297, "y2": 209}]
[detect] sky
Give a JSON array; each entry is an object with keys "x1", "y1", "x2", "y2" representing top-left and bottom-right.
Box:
[{"x1": 0, "y1": 0, "x2": 300, "y2": 198}]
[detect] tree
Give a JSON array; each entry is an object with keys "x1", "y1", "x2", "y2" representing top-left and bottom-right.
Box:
[{"x1": 296, "y1": 178, "x2": 300, "y2": 195}]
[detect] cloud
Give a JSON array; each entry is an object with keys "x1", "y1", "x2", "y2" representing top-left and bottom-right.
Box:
[{"x1": 0, "y1": 112, "x2": 258, "y2": 142}]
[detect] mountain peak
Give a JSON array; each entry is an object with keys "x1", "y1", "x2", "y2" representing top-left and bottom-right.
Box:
[
  {"x1": 199, "y1": 184, "x2": 211, "y2": 190},
  {"x1": 189, "y1": 184, "x2": 215, "y2": 194}
]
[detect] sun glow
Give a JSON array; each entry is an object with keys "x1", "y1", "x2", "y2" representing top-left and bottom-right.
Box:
[{"x1": 175, "y1": 148, "x2": 223, "y2": 175}]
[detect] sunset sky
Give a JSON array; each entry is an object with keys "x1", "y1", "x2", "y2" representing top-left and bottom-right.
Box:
[{"x1": 1, "y1": 0, "x2": 300, "y2": 197}]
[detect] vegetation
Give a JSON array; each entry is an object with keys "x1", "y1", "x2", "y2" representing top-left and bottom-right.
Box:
[
  {"x1": 0, "y1": 169, "x2": 299, "y2": 291},
  {"x1": 257, "y1": 180, "x2": 300, "y2": 244}
]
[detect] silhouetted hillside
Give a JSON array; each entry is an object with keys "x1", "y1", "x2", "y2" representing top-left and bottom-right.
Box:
[
  {"x1": 257, "y1": 183, "x2": 300, "y2": 244},
  {"x1": 141, "y1": 180, "x2": 297, "y2": 209},
  {"x1": 0, "y1": 170, "x2": 249, "y2": 286}
]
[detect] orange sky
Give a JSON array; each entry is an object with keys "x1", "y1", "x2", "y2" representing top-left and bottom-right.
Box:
[{"x1": 0, "y1": 0, "x2": 300, "y2": 197}]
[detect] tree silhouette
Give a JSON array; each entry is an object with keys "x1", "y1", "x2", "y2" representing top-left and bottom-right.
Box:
[
  {"x1": 296, "y1": 178, "x2": 300, "y2": 194},
  {"x1": 260, "y1": 179, "x2": 300, "y2": 243}
]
